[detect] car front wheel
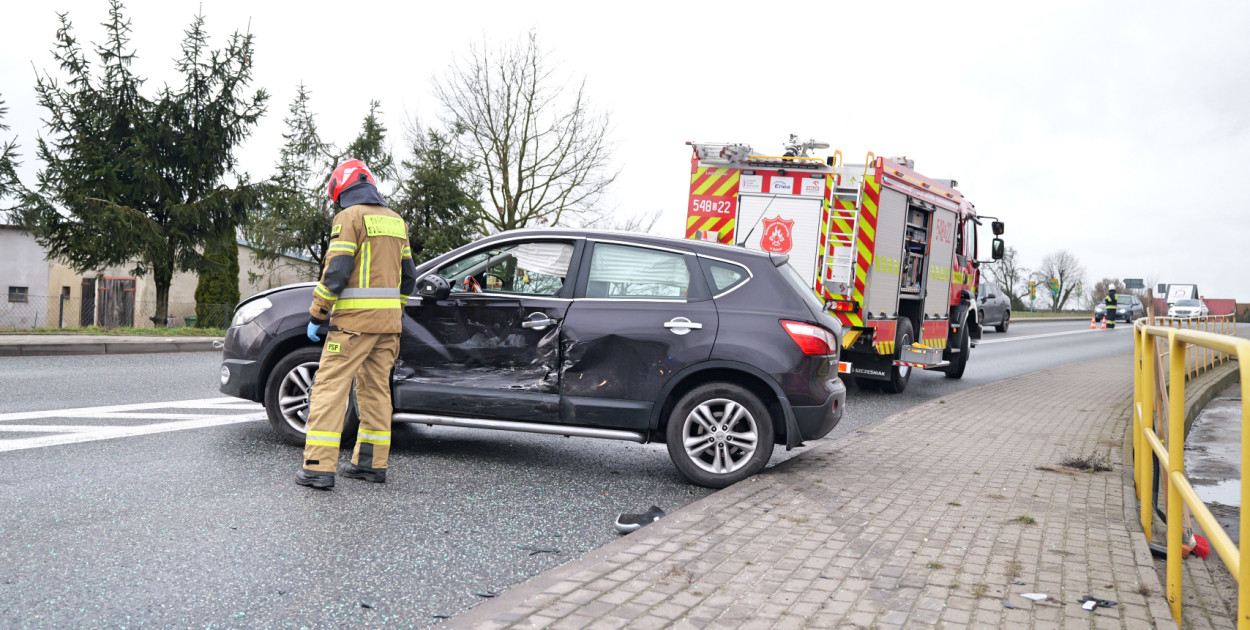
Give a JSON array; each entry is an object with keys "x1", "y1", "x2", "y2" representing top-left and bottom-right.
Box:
[
  {"x1": 995, "y1": 310, "x2": 1010, "y2": 333},
  {"x1": 264, "y1": 347, "x2": 359, "y2": 447},
  {"x1": 666, "y1": 383, "x2": 775, "y2": 489}
]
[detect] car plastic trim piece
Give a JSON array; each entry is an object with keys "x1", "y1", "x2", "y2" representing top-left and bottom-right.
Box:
[{"x1": 391, "y1": 413, "x2": 647, "y2": 443}]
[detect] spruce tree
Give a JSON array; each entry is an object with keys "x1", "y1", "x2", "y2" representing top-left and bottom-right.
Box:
[
  {"x1": 193, "y1": 235, "x2": 241, "y2": 328},
  {"x1": 248, "y1": 88, "x2": 392, "y2": 270},
  {"x1": 20, "y1": 2, "x2": 266, "y2": 325},
  {"x1": 0, "y1": 94, "x2": 22, "y2": 219},
  {"x1": 393, "y1": 127, "x2": 480, "y2": 263}
]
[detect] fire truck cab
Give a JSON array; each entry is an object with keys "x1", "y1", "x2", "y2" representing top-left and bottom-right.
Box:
[{"x1": 685, "y1": 137, "x2": 1004, "y2": 393}]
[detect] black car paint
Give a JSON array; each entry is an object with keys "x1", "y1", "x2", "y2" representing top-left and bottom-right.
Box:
[{"x1": 221, "y1": 229, "x2": 846, "y2": 449}]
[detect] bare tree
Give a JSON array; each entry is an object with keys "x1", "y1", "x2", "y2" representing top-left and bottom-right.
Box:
[
  {"x1": 1033, "y1": 250, "x2": 1086, "y2": 311},
  {"x1": 581, "y1": 208, "x2": 663, "y2": 233},
  {"x1": 981, "y1": 245, "x2": 1029, "y2": 310},
  {"x1": 1090, "y1": 277, "x2": 1127, "y2": 310},
  {"x1": 434, "y1": 32, "x2": 618, "y2": 233}
]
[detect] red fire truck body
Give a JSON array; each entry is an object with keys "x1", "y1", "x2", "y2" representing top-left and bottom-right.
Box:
[{"x1": 685, "y1": 139, "x2": 1002, "y2": 393}]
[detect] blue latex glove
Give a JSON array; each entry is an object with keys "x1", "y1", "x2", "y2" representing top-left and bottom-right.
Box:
[{"x1": 306, "y1": 321, "x2": 321, "y2": 342}]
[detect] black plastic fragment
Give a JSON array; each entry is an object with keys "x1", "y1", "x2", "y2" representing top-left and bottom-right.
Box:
[{"x1": 475, "y1": 590, "x2": 499, "y2": 598}]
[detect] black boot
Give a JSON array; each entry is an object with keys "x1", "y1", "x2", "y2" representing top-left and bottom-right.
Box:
[
  {"x1": 341, "y1": 462, "x2": 386, "y2": 483},
  {"x1": 295, "y1": 468, "x2": 335, "y2": 489}
]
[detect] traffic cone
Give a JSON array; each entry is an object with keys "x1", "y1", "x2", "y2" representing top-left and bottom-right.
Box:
[
  {"x1": 1100, "y1": 318, "x2": 1107, "y2": 330},
  {"x1": 1089, "y1": 315, "x2": 1098, "y2": 329}
]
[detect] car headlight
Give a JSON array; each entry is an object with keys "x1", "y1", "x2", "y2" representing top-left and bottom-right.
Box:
[{"x1": 231, "y1": 297, "x2": 273, "y2": 328}]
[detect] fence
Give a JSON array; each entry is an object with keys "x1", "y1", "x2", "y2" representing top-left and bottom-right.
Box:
[
  {"x1": 0, "y1": 294, "x2": 232, "y2": 330},
  {"x1": 1132, "y1": 315, "x2": 1250, "y2": 628}
]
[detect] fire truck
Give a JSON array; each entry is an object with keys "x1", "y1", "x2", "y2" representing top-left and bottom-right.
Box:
[{"x1": 685, "y1": 136, "x2": 1004, "y2": 393}]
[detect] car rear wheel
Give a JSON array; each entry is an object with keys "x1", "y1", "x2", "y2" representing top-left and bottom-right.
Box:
[
  {"x1": 995, "y1": 310, "x2": 1010, "y2": 333},
  {"x1": 666, "y1": 383, "x2": 775, "y2": 489},
  {"x1": 264, "y1": 347, "x2": 359, "y2": 447}
]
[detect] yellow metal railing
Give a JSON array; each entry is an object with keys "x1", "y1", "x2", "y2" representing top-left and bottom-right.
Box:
[{"x1": 1133, "y1": 315, "x2": 1249, "y2": 627}]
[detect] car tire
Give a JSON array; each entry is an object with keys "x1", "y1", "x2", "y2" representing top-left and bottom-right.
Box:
[
  {"x1": 264, "y1": 347, "x2": 360, "y2": 447},
  {"x1": 995, "y1": 310, "x2": 1010, "y2": 333},
  {"x1": 665, "y1": 383, "x2": 775, "y2": 489},
  {"x1": 944, "y1": 329, "x2": 970, "y2": 379},
  {"x1": 881, "y1": 319, "x2": 914, "y2": 394}
]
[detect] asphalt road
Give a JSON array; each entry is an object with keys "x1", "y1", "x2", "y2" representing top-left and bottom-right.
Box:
[{"x1": 0, "y1": 319, "x2": 1133, "y2": 628}]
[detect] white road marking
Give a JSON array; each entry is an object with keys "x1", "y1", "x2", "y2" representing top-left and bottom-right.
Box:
[
  {"x1": 0, "y1": 413, "x2": 266, "y2": 453},
  {"x1": 0, "y1": 397, "x2": 266, "y2": 453},
  {"x1": 0, "y1": 397, "x2": 257, "y2": 423},
  {"x1": 978, "y1": 327, "x2": 1123, "y2": 345}
]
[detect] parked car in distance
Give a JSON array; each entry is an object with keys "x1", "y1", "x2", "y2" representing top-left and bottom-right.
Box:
[
  {"x1": 977, "y1": 283, "x2": 1011, "y2": 333},
  {"x1": 1095, "y1": 294, "x2": 1145, "y2": 322},
  {"x1": 218, "y1": 228, "x2": 846, "y2": 488},
  {"x1": 1168, "y1": 299, "x2": 1209, "y2": 318}
]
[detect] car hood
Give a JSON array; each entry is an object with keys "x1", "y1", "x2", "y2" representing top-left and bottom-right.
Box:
[{"x1": 237, "y1": 282, "x2": 316, "y2": 308}]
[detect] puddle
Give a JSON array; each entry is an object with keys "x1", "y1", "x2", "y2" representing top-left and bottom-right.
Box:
[{"x1": 1184, "y1": 385, "x2": 1243, "y2": 543}]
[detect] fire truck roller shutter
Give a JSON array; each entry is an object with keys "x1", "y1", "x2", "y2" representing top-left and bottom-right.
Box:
[
  {"x1": 737, "y1": 194, "x2": 825, "y2": 289},
  {"x1": 863, "y1": 188, "x2": 908, "y2": 317},
  {"x1": 923, "y1": 206, "x2": 958, "y2": 320}
]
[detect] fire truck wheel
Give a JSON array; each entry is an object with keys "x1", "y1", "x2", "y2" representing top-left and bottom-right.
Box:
[
  {"x1": 945, "y1": 330, "x2": 969, "y2": 379},
  {"x1": 665, "y1": 382, "x2": 775, "y2": 489},
  {"x1": 995, "y1": 311, "x2": 1010, "y2": 333},
  {"x1": 881, "y1": 319, "x2": 914, "y2": 394}
]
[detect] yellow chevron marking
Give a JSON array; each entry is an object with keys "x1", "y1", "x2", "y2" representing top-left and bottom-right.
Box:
[
  {"x1": 859, "y1": 219, "x2": 875, "y2": 242},
  {"x1": 862, "y1": 196, "x2": 878, "y2": 216},
  {"x1": 832, "y1": 216, "x2": 853, "y2": 234},
  {"x1": 713, "y1": 171, "x2": 740, "y2": 196},
  {"x1": 698, "y1": 217, "x2": 721, "y2": 232},
  {"x1": 866, "y1": 175, "x2": 880, "y2": 194},
  {"x1": 693, "y1": 172, "x2": 724, "y2": 195},
  {"x1": 687, "y1": 216, "x2": 700, "y2": 229},
  {"x1": 721, "y1": 219, "x2": 735, "y2": 235},
  {"x1": 690, "y1": 167, "x2": 708, "y2": 183}
]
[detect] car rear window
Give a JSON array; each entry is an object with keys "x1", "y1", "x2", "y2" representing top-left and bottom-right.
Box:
[
  {"x1": 587, "y1": 243, "x2": 691, "y2": 299},
  {"x1": 778, "y1": 263, "x2": 824, "y2": 315}
]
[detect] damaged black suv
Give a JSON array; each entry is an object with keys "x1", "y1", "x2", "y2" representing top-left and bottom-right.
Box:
[{"x1": 219, "y1": 229, "x2": 845, "y2": 488}]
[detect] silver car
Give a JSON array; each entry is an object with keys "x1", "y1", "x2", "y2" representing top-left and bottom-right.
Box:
[{"x1": 1168, "y1": 299, "x2": 1209, "y2": 318}]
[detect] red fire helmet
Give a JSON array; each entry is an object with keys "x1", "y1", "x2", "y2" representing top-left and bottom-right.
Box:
[{"x1": 327, "y1": 159, "x2": 377, "y2": 203}]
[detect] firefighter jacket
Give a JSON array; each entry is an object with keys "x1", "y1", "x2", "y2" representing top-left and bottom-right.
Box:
[
  {"x1": 1104, "y1": 295, "x2": 1119, "y2": 314},
  {"x1": 309, "y1": 202, "x2": 419, "y2": 334}
]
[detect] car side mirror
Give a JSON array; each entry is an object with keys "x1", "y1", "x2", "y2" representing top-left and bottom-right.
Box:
[
  {"x1": 417, "y1": 275, "x2": 451, "y2": 302},
  {"x1": 992, "y1": 221, "x2": 1004, "y2": 236},
  {"x1": 991, "y1": 238, "x2": 1004, "y2": 260}
]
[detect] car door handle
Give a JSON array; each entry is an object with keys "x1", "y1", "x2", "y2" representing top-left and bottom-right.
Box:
[
  {"x1": 521, "y1": 313, "x2": 558, "y2": 330},
  {"x1": 663, "y1": 317, "x2": 703, "y2": 335}
]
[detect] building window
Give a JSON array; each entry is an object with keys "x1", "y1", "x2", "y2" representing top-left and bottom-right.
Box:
[{"x1": 8, "y1": 286, "x2": 29, "y2": 303}]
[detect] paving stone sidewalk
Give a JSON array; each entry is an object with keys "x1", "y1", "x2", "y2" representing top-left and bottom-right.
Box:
[
  {"x1": 452, "y1": 355, "x2": 1177, "y2": 629},
  {"x1": 0, "y1": 334, "x2": 221, "y2": 356}
]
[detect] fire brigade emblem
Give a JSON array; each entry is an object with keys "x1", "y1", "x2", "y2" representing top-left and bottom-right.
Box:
[{"x1": 760, "y1": 216, "x2": 795, "y2": 253}]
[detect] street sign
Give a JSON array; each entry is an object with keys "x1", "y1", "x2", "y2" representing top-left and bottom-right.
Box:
[
  {"x1": 1125, "y1": 278, "x2": 1144, "y2": 289},
  {"x1": 1028, "y1": 281, "x2": 1037, "y2": 301},
  {"x1": 1049, "y1": 278, "x2": 1060, "y2": 297}
]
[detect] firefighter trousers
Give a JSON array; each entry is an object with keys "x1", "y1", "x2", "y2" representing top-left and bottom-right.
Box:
[{"x1": 302, "y1": 329, "x2": 399, "y2": 473}]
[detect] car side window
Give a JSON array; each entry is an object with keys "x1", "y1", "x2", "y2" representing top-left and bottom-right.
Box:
[
  {"x1": 587, "y1": 243, "x2": 691, "y2": 299},
  {"x1": 437, "y1": 241, "x2": 574, "y2": 297},
  {"x1": 702, "y1": 260, "x2": 749, "y2": 294}
]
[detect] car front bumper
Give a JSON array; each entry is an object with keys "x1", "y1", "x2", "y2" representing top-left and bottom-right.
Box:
[{"x1": 218, "y1": 358, "x2": 261, "y2": 402}]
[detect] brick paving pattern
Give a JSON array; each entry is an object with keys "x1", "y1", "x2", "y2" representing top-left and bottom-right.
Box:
[{"x1": 452, "y1": 355, "x2": 1179, "y2": 629}]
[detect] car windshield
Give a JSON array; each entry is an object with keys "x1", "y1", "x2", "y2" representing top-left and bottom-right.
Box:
[
  {"x1": 1176, "y1": 299, "x2": 1200, "y2": 307},
  {"x1": 1117, "y1": 296, "x2": 1133, "y2": 304},
  {"x1": 778, "y1": 263, "x2": 824, "y2": 315}
]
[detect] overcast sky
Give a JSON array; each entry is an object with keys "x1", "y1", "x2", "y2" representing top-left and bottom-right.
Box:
[{"x1": 3, "y1": 1, "x2": 1249, "y2": 300}]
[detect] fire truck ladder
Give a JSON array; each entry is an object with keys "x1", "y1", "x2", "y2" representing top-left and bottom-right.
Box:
[{"x1": 821, "y1": 151, "x2": 872, "y2": 299}]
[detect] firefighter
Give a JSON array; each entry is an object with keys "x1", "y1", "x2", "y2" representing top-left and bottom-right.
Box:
[
  {"x1": 1103, "y1": 288, "x2": 1119, "y2": 329},
  {"x1": 295, "y1": 159, "x2": 418, "y2": 489}
]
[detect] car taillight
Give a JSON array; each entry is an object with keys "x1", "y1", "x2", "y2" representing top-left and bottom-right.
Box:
[{"x1": 781, "y1": 320, "x2": 837, "y2": 356}]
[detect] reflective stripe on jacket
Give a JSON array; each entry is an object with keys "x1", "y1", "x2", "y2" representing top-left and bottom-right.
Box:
[{"x1": 309, "y1": 203, "x2": 418, "y2": 333}]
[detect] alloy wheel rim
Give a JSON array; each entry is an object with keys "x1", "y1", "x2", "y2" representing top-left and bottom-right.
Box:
[
  {"x1": 682, "y1": 398, "x2": 758, "y2": 475},
  {"x1": 278, "y1": 361, "x2": 319, "y2": 433}
]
